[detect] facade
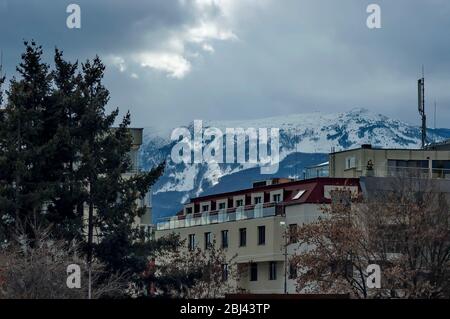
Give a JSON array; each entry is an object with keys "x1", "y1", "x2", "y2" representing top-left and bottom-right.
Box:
[
  {"x1": 329, "y1": 144, "x2": 450, "y2": 179},
  {"x1": 123, "y1": 128, "x2": 153, "y2": 236},
  {"x1": 155, "y1": 143, "x2": 450, "y2": 295},
  {"x1": 156, "y1": 177, "x2": 360, "y2": 294},
  {"x1": 85, "y1": 128, "x2": 154, "y2": 241}
]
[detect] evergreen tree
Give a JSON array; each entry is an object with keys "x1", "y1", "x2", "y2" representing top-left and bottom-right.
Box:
[
  {"x1": 0, "y1": 42, "x2": 53, "y2": 239},
  {"x1": 0, "y1": 59, "x2": 5, "y2": 242},
  {"x1": 0, "y1": 42, "x2": 168, "y2": 295},
  {"x1": 40, "y1": 49, "x2": 86, "y2": 240}
]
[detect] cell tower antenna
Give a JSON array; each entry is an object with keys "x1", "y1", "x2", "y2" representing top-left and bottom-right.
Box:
[
  {"x1": 418, "y1": 67, "x2": 426, "y2": 148},
  {"x1": 434, "y1": 100, "x2": 437, "y2": 130}
]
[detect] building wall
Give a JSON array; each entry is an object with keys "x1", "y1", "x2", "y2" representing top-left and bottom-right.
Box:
[
  {"x1": 238, "y1": 261, "x2": 285, "y2": 294},
  {"x1": 83, "y1": 128, "x2": 153, "y2": 240},
  {"x1": 284, "y1": 203, "x2": 325, "y2": 293},
  {"x1": 156, "y1": 215, "x2": 286, "y2": 293},
  {"x1": 330, "y1": 148, "x2": 450, "y2": 178},
  {"x1": 155, "y1": 203, "x2": 330, "y2": 294}
]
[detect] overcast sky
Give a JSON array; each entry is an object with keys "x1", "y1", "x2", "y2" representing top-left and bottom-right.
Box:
[{"x1": 1, "y1": 0, "x2": 450, "y2": 131}]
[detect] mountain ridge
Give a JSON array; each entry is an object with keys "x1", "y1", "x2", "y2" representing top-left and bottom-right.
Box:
[{"x1": 140, "y1": 108, "x2": 450, "y2": 221}]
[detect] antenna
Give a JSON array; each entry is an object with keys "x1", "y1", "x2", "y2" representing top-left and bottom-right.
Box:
[
  {"x1": 434, "y1": 100, "x2": 437, "y2": 130},
  {"x1": 418, "y1": 67, "x2": 426, "y2": 148}
]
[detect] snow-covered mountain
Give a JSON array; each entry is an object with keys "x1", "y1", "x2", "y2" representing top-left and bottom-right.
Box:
[{"x1": 140, "y1": 108, "x2": 450, "y2": 221}]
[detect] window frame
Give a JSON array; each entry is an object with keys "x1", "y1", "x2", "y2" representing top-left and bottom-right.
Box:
[
  {"x1": 239, "y1": 228, "x2": 247, "y2": 247},
  {"x1": 188, "y1": 234, "x2": 195, "y2": 251},
  {"x1": 204, "y1": 232, "x2": 212, "y2": 250},
  {"x1": 221, "y1": 230, "x2": 229, "y2": 249},
  {"x1": 250, "y1": 263, "x2": 258, "y2": 282},
  {"x1": 269, "y1": 261, "x2": 277, "y2": 280},
  {"x1": 257, "y1": 225, "x2": 266, "y2": 245}
]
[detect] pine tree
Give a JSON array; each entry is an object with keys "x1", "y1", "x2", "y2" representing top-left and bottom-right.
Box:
[
  {"x1": 0, "y1": 42, "x2": 168, "y2": 295},
  {"x1": 43, "y1": 49, "x2": 86, "y2": 240},
  {"x1": 0, "y1": 41, "x2": 53, "y2": 239},
  {"x1": 0, "y1": 58, "x2": 6, "y2": 242}
]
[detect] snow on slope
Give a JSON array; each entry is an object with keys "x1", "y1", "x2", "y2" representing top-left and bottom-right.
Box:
[
  {"x1": 140, "y1": 107, "x2": 450, "y2": 219},
  {"x1": 141, "y1": 107, "x2": 450, "y2": 195}
]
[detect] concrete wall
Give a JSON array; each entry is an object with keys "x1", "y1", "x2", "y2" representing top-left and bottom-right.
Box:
[
  {"x1": 330, "y1": 148, "x2": 450, "y2": 178},
  {"x1": 155, "y1": 203, "x2": 328, "y2": 294},
  {"x1": 156, "y1": 215, "x2": 286, "y2": 293}
]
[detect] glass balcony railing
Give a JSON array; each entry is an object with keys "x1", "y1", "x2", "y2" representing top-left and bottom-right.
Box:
[
  {"x1": 156, "y1": 204, "x2": 280, "y2": 231},
  {"x1": 363, "y1": 166, "x2": 450, "y2": 179}
]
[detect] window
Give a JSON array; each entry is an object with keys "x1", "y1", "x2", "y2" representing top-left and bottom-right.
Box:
[
  {"x1": 221, "y1": 230, "x2": 229, "y2": 248},
  {"x1": 289, "y1": 262, "x2": 298, "y2": 279},
  {"x1": 330, "y1": 260, "x2": 353, "y2": 277},
  {"x1": 269, "y1": 262, "x2": 277, "y2": 280},
  {"x1": 239, "y1": 228, "x2": 247, "y2": 247},
  {"x1": 380, "y1": 224, "x2": 407, "y2": 253},
  {"x1": 292, "y1": 190, "x2": 306, "y2": 200},
  {"x1": 289, "y1": 224, "x2": 298, "y2": 243},
  {"x1": 331, "y1": 190, "x2": 351, "y2": 207},
  {"x1": 258, "y1": 226, "x2": 266, "y2": 245},
  {"x1": 388, "y1": 159, "x2": 429, "y2": 176},
  {"x1": 345, "y1": 156, "x2": 356, "y2": 170},
  {"x1": 202, "y1": 205, "x2": 209, "y2": 212},
  {"x1": 254, "y1": 196, "x2": 262, "y2": 204},
  {"x1": 185, "y1": 207, "x2": 193, "y2": 214},
  {"x1": 273, "y1": 194, "x2": 281, "y2": 203},
  {"x1": 218, "y1": 202, "x2": 226, "y2": 210},
  {"x1": 250, "y1": 263, "x2": 258, "y2": 281},
  {"x1": 222, "y1": 264, "x2": 229, "y2": 281},
  {"x1": 432, "y1": 160, "x2": 450, "y2": 178},
  {"x1": 204, "y1": 232, "x2": 212, "y2": 249},
  {"x1": 188, "y1": 234, "x2": 195, "y2": 251},
  {"x1": 236, "y1": 199, "x2": 244, "y2": 207}
]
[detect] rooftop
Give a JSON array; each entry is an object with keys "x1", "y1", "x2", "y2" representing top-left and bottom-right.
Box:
[
  {"x1": 329, "y1": 144, "x2": 447, "y2": 155},
  {"x1": 157, "y1": 177, "x2": 360, "y2": 231}
]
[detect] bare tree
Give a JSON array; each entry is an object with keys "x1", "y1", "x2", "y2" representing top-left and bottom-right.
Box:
[
  {"x1": 150, "y1": 237, "x2": 239, "y2": 298},
  {"x1": 0, "y1": 224, "x2": 128, "y2": 299},
  {"x1": 291, "y1": 176, "x2": 450, "y2": 298}
]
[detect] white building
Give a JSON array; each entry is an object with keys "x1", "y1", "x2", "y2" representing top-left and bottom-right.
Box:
[{"x1": 156, "y1": 177, "x2": 360, "y2": 294}]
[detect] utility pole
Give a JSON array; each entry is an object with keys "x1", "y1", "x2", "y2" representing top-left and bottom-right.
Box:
[
  {"x1": 284, "y1": 231, "x2": 288, "y2": 294},
  {"x1": 280, "y1": 221, "x2": 288, "y2": 294}
]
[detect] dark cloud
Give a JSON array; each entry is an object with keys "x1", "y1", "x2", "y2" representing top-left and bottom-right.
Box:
[{"x1": 1, "y1": 0, "x2": 449, "y2": 131}]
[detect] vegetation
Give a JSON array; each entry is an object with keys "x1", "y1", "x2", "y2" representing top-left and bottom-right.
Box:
[
  {"x1": 0, "y1": 41, "x2": 167, "y2": 297},
  {"x1": 291, "y1": 177, "x2": 450, "y2": 298}
]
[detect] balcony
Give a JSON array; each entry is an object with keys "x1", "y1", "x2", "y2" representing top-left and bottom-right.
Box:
[
  {"x1": 156, "y1": 203, "x2": 284, "y2": 231},
  {"x1": 364, "y1": 166, "x2": 450, "y2": 179}
]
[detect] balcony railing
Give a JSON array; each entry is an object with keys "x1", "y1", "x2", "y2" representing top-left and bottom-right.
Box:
[
  {"x1": 157, "y1": 203, "x2": 283, "y2": 231},
  {"x1": 363, "y1": 166, "x2": 450, "y2": 179}
]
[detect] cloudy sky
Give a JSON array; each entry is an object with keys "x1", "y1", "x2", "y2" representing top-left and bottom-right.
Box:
[{"x1": 1, "y1": 0, "x2": 450, "y2": 131}]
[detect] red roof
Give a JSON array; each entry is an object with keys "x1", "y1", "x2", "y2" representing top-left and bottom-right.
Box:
[{"x1": 189, "y1": 177, "x2": 360, "y2": 205}]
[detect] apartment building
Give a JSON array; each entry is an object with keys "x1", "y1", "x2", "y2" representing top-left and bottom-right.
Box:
[
  {"x1": 155, "y1": 177, "x2": 360, "y2": 294},
  {"x1": 86, "y1": 128, "x2": 154, "y2": 241},
  {"x1": 122, "y1": 128, "x2": 153, "y2": 235},
  {"x1": 329, "y1": 144, "x2": 450, "y2": 179}
]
